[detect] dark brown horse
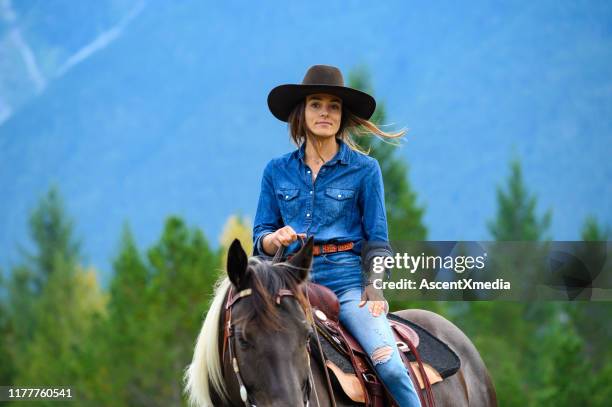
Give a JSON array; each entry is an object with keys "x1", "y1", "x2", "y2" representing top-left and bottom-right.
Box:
[{"x1": 184, "y1": 238, "x2": 497, "y2": 406}]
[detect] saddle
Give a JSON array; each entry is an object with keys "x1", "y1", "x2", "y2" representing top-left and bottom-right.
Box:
[{"x1": 305, "y1": 283, "x2": 460, "y2": 407}]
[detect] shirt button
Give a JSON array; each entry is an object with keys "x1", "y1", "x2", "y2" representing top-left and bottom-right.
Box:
[
  {"x1": 337, "y1": 194, "x2": 342, "y2": 198},
  {"x1": 306, "y1": 213, "x2": 310, "y2": 217},
  {"x1": 307, "y1": 170, "x2": 311, "y2": 174},
  {"x1": 310, "y1": 190, "x2": 313, "y2": 195},
  {"x1": 285, "y1": 195, "x2": 289, "y2": 199}
]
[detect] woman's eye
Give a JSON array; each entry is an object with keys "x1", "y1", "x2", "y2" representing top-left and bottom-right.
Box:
[
  {"x1": 311, "y1": 102, "x2": 320, "y2": 108},
  {"x1": 331, "y1": 104, "x2": 340, "y2": 110}
]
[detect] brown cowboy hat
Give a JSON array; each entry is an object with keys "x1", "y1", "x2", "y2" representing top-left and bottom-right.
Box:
[{"x1": 267, "y1": 64, "x2": 376, "y2": 122}]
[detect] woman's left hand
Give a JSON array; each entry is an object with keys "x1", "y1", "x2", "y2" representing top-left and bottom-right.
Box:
[{"x1": 358, "y1": 285, "x2": 389, "y2": 317}]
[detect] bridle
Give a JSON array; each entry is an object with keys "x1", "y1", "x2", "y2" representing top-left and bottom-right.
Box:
[
  {"x1": 223, "y1": 285, "x2": 313, "y2": 407},
  {"x1": 222, "y1": 281, "x2": 314, "y2": 406}
]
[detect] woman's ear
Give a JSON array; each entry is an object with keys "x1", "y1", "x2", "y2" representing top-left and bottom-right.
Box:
[
  {"x1": 227, "y1": 239, "x2": 250, "y2": 290},
  {"x1": 287, "y1": 236, "x2": 314, "y2": 282}
]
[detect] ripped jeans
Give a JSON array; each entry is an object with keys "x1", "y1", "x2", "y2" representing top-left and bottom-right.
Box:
[
  {"x1": 310, "y1": 252, "x2": 421, "y2": 407},
  {"x1": 337, "y1": 288, "x2": 422, "y2": 407}
]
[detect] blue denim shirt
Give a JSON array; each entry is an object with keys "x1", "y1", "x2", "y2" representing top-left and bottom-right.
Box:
[{"x1": 252, "y1": 138, "x2": 393, "y2": 270}]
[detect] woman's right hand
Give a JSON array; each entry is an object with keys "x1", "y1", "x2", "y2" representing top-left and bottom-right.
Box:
[{"x1": 262, "y1": 226, "x2": 306, "y2": 255}]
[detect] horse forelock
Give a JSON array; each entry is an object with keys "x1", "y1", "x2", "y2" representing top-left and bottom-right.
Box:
[{"x1": 236, "y1": 257, "x2": 311, "y2": 336}]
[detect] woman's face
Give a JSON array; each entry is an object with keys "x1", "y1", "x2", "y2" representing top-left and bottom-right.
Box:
[{"x1": 304, "y1": 93, "x2": 342, "y2": 138}]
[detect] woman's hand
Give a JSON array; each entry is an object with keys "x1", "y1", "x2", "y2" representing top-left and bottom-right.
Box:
[
  {"x1": 262, "y1": 226, "x2": 306, "y2": 255},
  {"x1": 358, "y1": 284, "x2": 389, "y2": 317}
]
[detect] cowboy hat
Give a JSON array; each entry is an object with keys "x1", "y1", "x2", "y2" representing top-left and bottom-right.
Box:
[{"x1": 267, "y1": 65, "x2": 376, "y2": 122}]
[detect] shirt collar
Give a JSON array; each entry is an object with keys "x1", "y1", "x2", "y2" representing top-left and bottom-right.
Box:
[{"x1": 296, "y1": 138, "x2": 350, "y2": 165}]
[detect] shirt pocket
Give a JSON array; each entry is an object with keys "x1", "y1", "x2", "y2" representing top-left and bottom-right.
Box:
[
  {"x1": 276, "y1": 188, "x2": 301, "y2": 224},
  {"x1": 322, "y1": 187, "x2": 355, "y2": 228}
]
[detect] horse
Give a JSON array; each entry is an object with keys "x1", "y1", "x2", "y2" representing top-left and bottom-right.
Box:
[{"x1": 184, "y1": 237, "x2": 498, "y2": 406}]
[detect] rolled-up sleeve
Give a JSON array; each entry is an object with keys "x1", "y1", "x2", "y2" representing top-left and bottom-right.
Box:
[
  {"x1": 252, "y1": 160, "x2": 282, "y2": 257},
  {"x1": 359, "y1": 159, "x2": 394, "y2": 278}
]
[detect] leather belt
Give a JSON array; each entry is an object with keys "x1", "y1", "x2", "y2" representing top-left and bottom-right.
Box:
[
  {"x1": 285, "y1": 241, "x2": 355, "y2": 258},
  {"x1": 313, "y1": 241, "x2": 354, "y2": 256}
]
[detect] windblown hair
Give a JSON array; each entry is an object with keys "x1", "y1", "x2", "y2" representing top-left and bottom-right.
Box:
[
  {"x1": 287, "y1": 100, "x2": 406, "y2": 158},
  {"x1": 183, "y1": 257, "x2": 311, "y2": 407}
]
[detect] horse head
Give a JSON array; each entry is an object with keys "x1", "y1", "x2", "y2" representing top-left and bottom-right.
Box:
[{"x1": 225, "y1": 236, "x2": 315, "y2": 406}]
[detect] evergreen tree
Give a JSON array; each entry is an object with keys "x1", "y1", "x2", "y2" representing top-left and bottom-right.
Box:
[
  {"x1": 0, "y1": 270, "x2": 16, "y2": 385},
  {"x1": 23, "y1": 185, "x2": 81, "y2": 292},
  {"x1": 348, "y1": 66, "x2": 427, "y2": 242},
  {"x1": 86, "y1": 224, "x2": 150, "y2": 406},
  {"x1": 3, "y1": 186, "x2": 84, "y2": 389},
  {"x1": 487, "y1": 158, "x2": 552, "y2": 241},
  {"x1": 131, "y1": 216, "x2": 218, "y2": 406},
  {"x1": 13, "y1": 258, "x2": 106, "y2": 407},
  {"x1": 459, "y1": 157, "x2": 556, "y2": 405},
  {"x1": 581, "y1": 215, "x2": 610, "y2": 241}
]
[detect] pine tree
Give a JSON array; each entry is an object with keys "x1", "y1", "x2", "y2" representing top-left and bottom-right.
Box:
[
  {"x1": 131, "y1": 216, "x2": 219, "y2": 405},
  {"x1": 23, "y1": 185, "x2": 81, "y2": 292},
  {"x1": 581, "y1": 215, "x2": 610, "y2": 241},
  {"x1": 487, "y1": 158, "x2": 552, "y2": 241},
  {"x1": 13, "y1": 257, "x2": 106, "y2": 407},
  {"x1": 0, "y1": 270, "x2": 16, "y2": 385},
  {"x1": 87, "y1": 224, "x2": 150, "y2": 406},
  {"x1": 460, "y1": 157, "x2": 556, "y2": 405},
  {"x1": 348, "y1": 65, "x2": 427, "y2": 242},
  {"x1": 3, "y1": 186, "x2": 84, "y2": 389}
]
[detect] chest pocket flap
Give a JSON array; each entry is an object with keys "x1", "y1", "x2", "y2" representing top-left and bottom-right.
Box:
[
  {"x1": 325, "y1": 187, "x2": 355, "y2": 200},
  {"x1": 277, "y1": 188, "x2": 300, "y2": 201}
]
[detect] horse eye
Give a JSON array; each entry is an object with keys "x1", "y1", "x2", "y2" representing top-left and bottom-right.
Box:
[{"x1": 238, "y1": 335, "x2": 251, "y2": 349}]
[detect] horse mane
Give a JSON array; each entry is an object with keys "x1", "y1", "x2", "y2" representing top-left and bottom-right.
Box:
[{"x1": 183, "y1": 256, "x2": 309, "y2": 407}]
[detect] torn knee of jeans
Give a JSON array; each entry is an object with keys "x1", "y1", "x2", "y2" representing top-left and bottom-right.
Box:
[{"x1": 371, "y1": 346, "x2": 393, "y2": 365}]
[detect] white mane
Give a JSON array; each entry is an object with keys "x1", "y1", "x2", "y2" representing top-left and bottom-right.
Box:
[{"x1": 183, "y1": 276, "x2": 232, "y2": 406}]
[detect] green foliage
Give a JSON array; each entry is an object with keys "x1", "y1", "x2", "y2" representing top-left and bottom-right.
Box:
[
  {"x1": 1, "y1": 142, "x2": 609, "y2": 406},
  {"x1": 13, "y1": 260, "x2": 105, "y2": 407},
  {"x1": 581, "y1": 215, "x2": 610, "y2": 241},
  {"x1": 23, "y1": 185, "x2": 81, "y2": 291},
  {"x1": 1, "y1": 185, "x2": 86, "y2": 392},
  {"x1": 348, "y1": 66, "x2": 427, "y2": 242},
  {"x1": 488, "y1": 159, "x2": 552, "y2": 241},
  {"x1": 121, "y1": 216, "x2": 219, "y2": 405},
  {"x1": 0, "y1": 270, "x2": 17, "y2": 385}
]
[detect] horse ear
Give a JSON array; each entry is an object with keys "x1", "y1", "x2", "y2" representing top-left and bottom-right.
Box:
[
  {"x1": 286, "y1": 236, "x2": 314, "y2": 282},
  {"x1": 227, "y1": 239, "x2": 250, "y2": 289}
]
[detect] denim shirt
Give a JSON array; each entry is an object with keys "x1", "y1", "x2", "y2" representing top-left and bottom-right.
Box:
[{"x1": 252, "y1": 138, "x2": 393, "y2": 269}]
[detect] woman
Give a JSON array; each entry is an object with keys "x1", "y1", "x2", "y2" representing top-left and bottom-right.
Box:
[{"x1": 252, "y1": 64, "x2": 421, "y2": 407}]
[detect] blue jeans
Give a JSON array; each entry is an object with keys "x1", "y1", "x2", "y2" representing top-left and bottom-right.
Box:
[{"x1": 310, "y1": 252, "x2": 422, "y2": 407}]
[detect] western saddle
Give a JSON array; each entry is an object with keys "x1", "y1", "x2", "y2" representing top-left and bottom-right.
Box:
[{"x1": 306, "y1": 282, "x2": 440, "y2": 407}]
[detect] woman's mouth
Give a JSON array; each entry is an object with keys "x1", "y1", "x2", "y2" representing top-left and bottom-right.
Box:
[{"x1": 316, "y1": 122, "x2": 332, "y2": 126}]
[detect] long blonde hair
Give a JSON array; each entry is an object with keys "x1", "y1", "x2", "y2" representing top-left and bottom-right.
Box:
[{"x1": 287, "y1": 100, "x2": 405, "y2": 158}]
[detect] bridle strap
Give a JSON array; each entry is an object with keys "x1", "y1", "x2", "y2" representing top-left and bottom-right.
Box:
[{"x1": 223, "y1": 285, "x2": 314, "y2": 407}]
